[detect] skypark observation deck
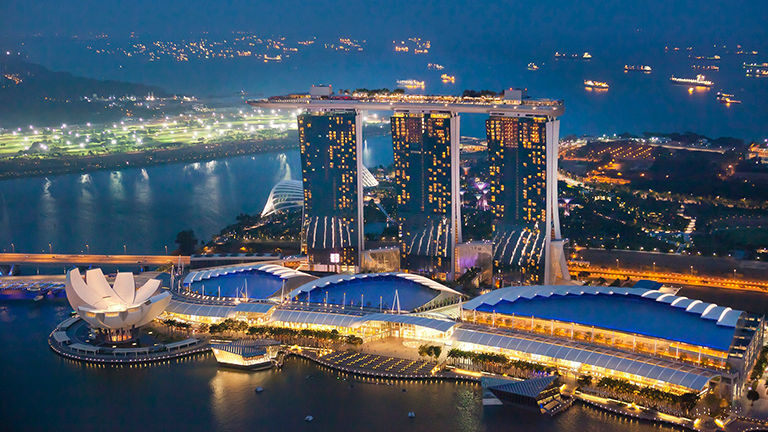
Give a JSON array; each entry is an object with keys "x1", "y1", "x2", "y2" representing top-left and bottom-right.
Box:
[{"x1": 247, "y1": 91, "x2": 564, "y2": 117}]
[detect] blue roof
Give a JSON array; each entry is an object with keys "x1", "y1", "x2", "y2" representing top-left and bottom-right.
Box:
[
  {"x1": 633, "y1": 280, "x2": 664, "y2": 290},
  {"x1": 182, "y1": 264, "x2": 314, "y2": 300},
  {"x1": 463, "y1": 286, "x2": 742, "y2": 351},
  {"x1": 287, "y1": 272, "x2": 460, "y2": 311},
  {"x1": 453, "y1": 328, "x2": 717, "y2": 391}
]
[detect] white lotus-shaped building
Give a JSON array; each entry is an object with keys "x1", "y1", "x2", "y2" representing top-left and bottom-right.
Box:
[{"x1": 65, "y1": 268, "x2": 171, "y2": 330}]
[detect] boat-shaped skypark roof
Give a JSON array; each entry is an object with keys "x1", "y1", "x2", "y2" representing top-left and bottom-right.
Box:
[{"x1": 248, "y1": 90, "x2": 564, "y2": 117}]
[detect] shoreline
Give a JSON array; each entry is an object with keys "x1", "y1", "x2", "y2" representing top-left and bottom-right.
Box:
[{"x1": 0, "y1": 133, "x2": 298, "y2": 180}]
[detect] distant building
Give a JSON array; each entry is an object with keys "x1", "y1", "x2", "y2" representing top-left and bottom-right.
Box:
[
  {"x1": 391, "y1": 112, "x2": 461, "y2": 279},
  {"x1": 360, "y1": 247, "x2": 401, "y2": 273},
  {"x1": 486, "y1": 115, "x2": 550, "y2": 283},
  {"x1": 298, "y1": 111, "x2": 363, "y2": 270}
]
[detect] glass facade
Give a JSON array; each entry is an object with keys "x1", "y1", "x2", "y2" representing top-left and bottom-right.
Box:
[
  {"x1": 391, "y1": 112, "x2": 455, "y2": 277},
  {"x1": 298, "y1": 111, "x2": 361, "y2": 268},
  {"x1": 486, "y1": 115, "x2": 548, "y2": 283}
]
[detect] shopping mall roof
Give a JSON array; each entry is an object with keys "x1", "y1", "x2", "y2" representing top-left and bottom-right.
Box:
[
  {"x1": 183, "y1": 263, "x2": 312, "y2": 286},
  {"x1": 270, "y1": 308, "x2": 364, "y2": 328},
  {"x1": 462, "y1": 286, "x2": 744, "y2": 351},
  {"x1": 166, "y1": 298, "x2": 277, "y2": 318},
  {"x1": 165, "y1": 299, "x2": 235, "y2": 318},
  {"x1": 454, "y1": 328, "x2": 717, "y2": 391},
  {"x1": 287, "y1": 272, "x2": 461, "y2": 311},
  {"x1": 353, "y1": 313, "x2": 457, "y2": 332},
  {"x1": 269, "y1": 306, "x2": 457, "y2": 333}
]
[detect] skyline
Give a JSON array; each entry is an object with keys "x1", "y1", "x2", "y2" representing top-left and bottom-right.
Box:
[{"x1": 3, "y1": 3, "x2": 768, "y2": 430}]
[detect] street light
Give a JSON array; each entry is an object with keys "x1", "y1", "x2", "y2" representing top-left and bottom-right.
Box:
[
  {"x1": 123, "y1": 244, "x2": 127, "y2": 254},
  {"x1": 85, "y1": 243, "x2": 89, "y2": 254},
  {"x1": 164, "y1": 245, "x2": 168, "y2": 255},
  {"x1": 48, "y1": 242, "x2": 52, "y2": 254},
  {"x1": 10, "y1": 242, "x2": 14, "y2": 253}
]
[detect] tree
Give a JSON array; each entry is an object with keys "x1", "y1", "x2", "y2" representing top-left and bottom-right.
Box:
[
  {"x1": 748, "y1": 389, "x2": 760, "y2": 406},
  {"x1": 175, "y1": 230, "x2": 199, "y2": 255},
  {"x1": 197, "y1": 323, "x2": 209, "y2": 333},
  {"x1": 577, "y1": 375, "x2": 593, "y2": 388}
]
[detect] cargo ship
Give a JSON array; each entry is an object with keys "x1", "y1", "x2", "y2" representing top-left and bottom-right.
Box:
[
  {"x1": 440, "y1": 74, "x2": 456, "y2": 83},
  {"x1": 744, "y1": 62, "x2": 768, "y2": 77},
  {"x1": 669, "y1": 74, "x2": 713, "y2": 87},
  {"x1": 584, "y1": 80, "x2": 609, "y2": 89},
  {"x1": 624, "y1": 65, "x2": 652, "y2": 73},
  {"x1": 716, "y1": 92, "x2": 742, "y2": 104},
  {"x1": 554, "y1": 51, "x2": 592, "y2": 60},
  {"x1": 396, "y1": 79, "x2": 425, "y2": 89}
]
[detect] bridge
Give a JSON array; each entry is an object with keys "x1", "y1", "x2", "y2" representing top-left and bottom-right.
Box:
[{"x1": 0, "y1": 253, "x2": 191, "y2": 266}]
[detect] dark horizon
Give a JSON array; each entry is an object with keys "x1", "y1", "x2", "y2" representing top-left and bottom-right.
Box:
[{"x1": 2, "y1": 0, "x2": 767, "y2": 50}]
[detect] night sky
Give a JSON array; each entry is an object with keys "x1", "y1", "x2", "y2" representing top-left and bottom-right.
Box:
[{"x1": 2, "y1": 0, "x2": 766, "y2": 49}]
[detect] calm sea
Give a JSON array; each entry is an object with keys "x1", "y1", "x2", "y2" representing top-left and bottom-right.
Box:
[{"x1": 0, "y1": 301, "x2": 672, "y2": 432}]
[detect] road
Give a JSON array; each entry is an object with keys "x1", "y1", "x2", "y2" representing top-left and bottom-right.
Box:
[
  {"x1": 571, "y1": 264, "x2": 768, "y2": 292},
  {"x1": 0, "y1": 253, "x2": 190, "y2": 266}
]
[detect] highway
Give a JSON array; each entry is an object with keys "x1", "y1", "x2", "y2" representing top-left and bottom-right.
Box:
[
  {"x1": 571, "y1": 264, "x2": 768, "y2": 292},
  {"x1": 0, "y1": 253, "x2": 190, "y2": 266}
]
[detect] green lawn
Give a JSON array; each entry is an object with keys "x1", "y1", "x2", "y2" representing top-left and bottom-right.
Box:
[{"x1": 0, "y1": 110, "x2": 296, "y2": 159}]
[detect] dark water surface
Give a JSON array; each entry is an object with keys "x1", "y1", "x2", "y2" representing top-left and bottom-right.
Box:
[{"x1": 0, "y1": 302, "x2": 672, "y2": 432}]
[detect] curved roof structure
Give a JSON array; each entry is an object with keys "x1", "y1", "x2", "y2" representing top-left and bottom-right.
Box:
[
  {"x1": 183, "y1": 263, "x2": 316, "y2": 300},
  {"x1": 454, "y1": 328, "x2": 716, "y2": 391},
  {"x1": 261, "y1": 168, "x2": 379, "y2": 218},
  {"x1": 65, "y1": 268, "x2": 170, "y2": 330},
  {"x1": 165, "y1": 298, "x2": 277, "y2": 318},
  {"x1": 287, "y1": 272, "x2": 461, "y2": 311},
  {"x1": 463, "y1": 285, "x2": 744, "y2": 351},
  {"x1": 183, "y1": 263, "x2": 312, "y2": 285},
  {"x1": 269, "y1": 307, "x2": 456, "y2": 332},
  {"x1": 261, "y1": 179, "x2": 303, "y2": 217}
]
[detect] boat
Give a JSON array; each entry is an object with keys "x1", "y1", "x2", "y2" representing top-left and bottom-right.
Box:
[
  {"x1": 624, "y1": 65, "x2": 652, "y2": 73},
  {"x1": 304, "y1": 416, "x2": 314, "y2": 422},
  {"x1": 744, "y1": 62, "x2": 768, "y2": 77},
  {"x1": 527, "y1": 62, "x2": 540, "y2": 71},
  {"x1": 584, "y1": 80, "x2": 609, "y2": 89},
  {"x1": 554, "y1": 51, "x2": 592, "y2": 60},
  {"x1": 427, "y1": 63, "x2": 444, "y2": 70},
  {"x1": 716, "y1": 92, "x2": 742, "y2": 104},
  {"x1": 440, "y1": 74, "x2": 455, "y2": 83},
  {"x1": 408, "y1": 412, "x2": 416, "y2": 418},
  {"x1": 396, "y1": 79, "x2": 425, "y2": 90},
  {"x1": 669, "y1": 74, "x2": 713, "y2": 87},
  {"x1": 211, "y1": 339, "x2": 281, "y2": 370}
]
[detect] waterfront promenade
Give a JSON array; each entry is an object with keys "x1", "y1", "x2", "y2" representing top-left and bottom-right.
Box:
[{"x1": 49, "y1": 317, "x2": 209, "y2": 364}]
